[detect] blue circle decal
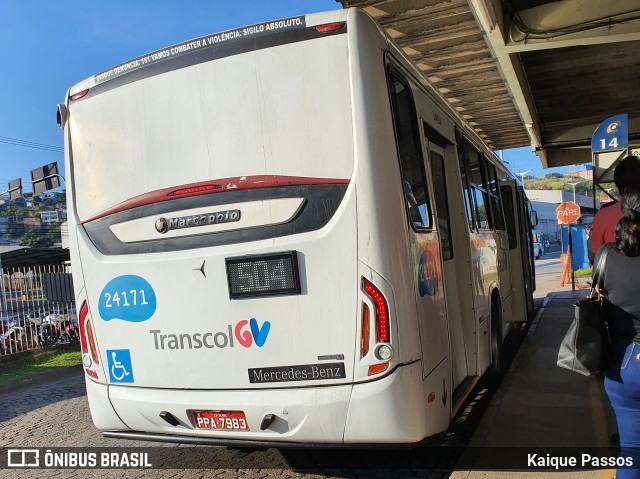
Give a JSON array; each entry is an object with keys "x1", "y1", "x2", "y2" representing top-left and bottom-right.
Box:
[
  {"x1": 99, "y1": 275, "x2": 157, "y2": 322},
  {"x1": 418, "y1": 250, "x2": 438, "y2": 297}
]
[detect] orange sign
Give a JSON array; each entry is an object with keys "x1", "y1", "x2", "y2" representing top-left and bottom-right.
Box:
[{"x1": 556, "y1": 201, "x2": 581, "y2": 224}]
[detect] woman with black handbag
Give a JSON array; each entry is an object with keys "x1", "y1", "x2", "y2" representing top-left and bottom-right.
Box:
[{"x1": 595, "y1": 185, "x2": 640, "y2": 479}]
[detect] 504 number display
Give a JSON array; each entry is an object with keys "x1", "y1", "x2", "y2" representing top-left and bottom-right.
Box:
[{"x1": 226, "y1": 251, "x2": 301, "y2": 299}]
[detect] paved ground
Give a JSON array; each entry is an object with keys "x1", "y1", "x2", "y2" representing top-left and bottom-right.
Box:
[
  {"x1": 450, "y1": 252, "x2": 617, "y2": 479},
  {"x1": 0, "y1": 367, "x2": 487, "y2": 478}
]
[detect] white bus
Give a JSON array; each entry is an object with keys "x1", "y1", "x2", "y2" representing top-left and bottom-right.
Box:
[{"x1": 59, "y1": 8, "x2": 536, "y2": 445}]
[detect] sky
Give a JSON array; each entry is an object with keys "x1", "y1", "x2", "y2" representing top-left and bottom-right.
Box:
[{"x1": 0, "y1": 0, "x2": 582, "y2": 194}]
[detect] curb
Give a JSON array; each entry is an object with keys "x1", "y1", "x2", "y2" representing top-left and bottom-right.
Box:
[{"x1": 0, "y1": 364, "x2": 83, "y2": 397}]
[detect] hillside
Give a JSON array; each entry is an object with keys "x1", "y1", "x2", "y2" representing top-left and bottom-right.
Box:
[
  {"x1": 0, "y1": 192, "x2": 66, "y2": 248},
  {"x1": 523, "y1": 173, "x2": 613, "y2": 201}
]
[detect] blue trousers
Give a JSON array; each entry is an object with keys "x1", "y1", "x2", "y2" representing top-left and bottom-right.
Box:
[{"x1": 605, "y1": 340, "x2": 640, "y2": 479}]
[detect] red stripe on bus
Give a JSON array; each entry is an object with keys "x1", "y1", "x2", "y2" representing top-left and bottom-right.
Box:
[{"x1": 82, "y1": 175, "x2": 350, "y2": 224}]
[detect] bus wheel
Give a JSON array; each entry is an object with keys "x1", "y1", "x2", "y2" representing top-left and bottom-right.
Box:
[{"x1": 489, "y1": 297, "x2": 503, "y2": 377}]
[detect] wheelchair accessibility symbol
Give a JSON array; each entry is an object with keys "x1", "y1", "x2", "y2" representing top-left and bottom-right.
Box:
[{"x1": 107, "y1": 349, "x2": 134, "y2": 383}]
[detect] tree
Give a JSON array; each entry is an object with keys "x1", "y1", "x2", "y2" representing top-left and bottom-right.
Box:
[
  {"x1": 6, "y1": 224, "x2": 23, "y2": 239},
  {"x1": 0, "y1": 204, "x2": 30, "y2": 218},
  {"x1": 18, "y1": 229, "x2": 55, "y2": 248}
]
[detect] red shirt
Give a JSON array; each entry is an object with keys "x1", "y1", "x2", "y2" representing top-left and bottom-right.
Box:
[{"x1": 591, "y1": 202, "x2": 623, "y2": 254}]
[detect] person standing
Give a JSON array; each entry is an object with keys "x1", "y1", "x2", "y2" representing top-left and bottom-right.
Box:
[
  {"x1": 591, "y1": 156, "x2": 640, "y2": 255},
  {"x1": 595, "y1": 185, "x2": 640, "y2": 479}
]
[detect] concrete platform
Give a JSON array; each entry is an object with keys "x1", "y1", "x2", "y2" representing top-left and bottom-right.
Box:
[{"x1": 452, "y1": 289, "x2": 618, "y2": 479}]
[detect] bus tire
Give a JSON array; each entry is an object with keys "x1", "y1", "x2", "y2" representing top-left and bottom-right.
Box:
[{"x1": 489, "y1": 296, "x2": 503, "y2": 377}]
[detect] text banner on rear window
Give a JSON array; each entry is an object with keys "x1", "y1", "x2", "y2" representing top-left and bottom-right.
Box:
[{"x1": 94, "y1": 17, "x2": 306, "y2": 85}]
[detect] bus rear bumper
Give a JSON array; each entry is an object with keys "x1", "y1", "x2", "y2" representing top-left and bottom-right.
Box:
[{"x1": 101, "y1": 362, "x2": 427, "y2": 444}]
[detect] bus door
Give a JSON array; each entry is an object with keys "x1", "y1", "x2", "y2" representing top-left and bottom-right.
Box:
[
  {"x1": 499, "y1": 180, "x2": 534, "y2": 321},
  {"x1": 422, "y1": 135, "x2": 468, "y2": 389}
]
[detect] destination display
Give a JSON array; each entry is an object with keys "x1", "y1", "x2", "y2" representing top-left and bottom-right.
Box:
[{"x1": 226, "y1": 251, "x2": 301, "y2": 299}]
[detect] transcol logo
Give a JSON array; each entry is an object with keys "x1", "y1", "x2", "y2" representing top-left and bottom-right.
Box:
[
  {"x1": 149, "y1": 319, "x2": 271, "y2": 350},
  {"x1": 235, "y1": 318, "x2": 270, "y2": 347}
]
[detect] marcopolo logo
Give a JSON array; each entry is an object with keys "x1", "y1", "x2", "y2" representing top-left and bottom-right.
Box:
[
  {"x1": 150, "y1": 318, "x2": 271, "y2": 350},
  {"x1": 154, "y1": 209, "x2": 241, "y2": 234}
]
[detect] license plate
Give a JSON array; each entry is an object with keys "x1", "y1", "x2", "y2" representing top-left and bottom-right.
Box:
[{"x1": 193, "y1": 410, "x2": 250, "y2": 431}]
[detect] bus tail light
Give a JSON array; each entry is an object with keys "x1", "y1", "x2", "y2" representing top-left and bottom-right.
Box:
[
  {"x1": 363, "y1": 278, "x2": 390, "y2": 342},
  {"x1": 79, "y1": 301, "x2": 100, "y2": 369},
  {"x1": 315, "y1": 22, "x2": 345, "y2": 33},
  {"x1": 368, "y1": 363, "x2": 389, "y2": 376},
  {"x1": 78, "y1": 301, "x2": 89, "y2": 354},
  {"x1": 70, "y1": 89, "x2": 89, "y2": 101},
  {"x1": 361, "y1": 304, "x2": 370, "y2": 358},
  {"x1": 86, "y1": 320, "x2": 100, "y2": 365}
]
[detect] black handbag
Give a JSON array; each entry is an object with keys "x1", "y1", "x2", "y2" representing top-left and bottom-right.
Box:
[{"x1": 556, "y1": 243, "x2": 614, "y2": 376}]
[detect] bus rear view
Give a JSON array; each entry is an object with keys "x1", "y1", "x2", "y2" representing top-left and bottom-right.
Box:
[{"x1": 62, "y1": 10, "x2": 433, "y2": 445}]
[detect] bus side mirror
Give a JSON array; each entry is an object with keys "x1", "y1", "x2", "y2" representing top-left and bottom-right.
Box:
[
  {"x1": 530, "y1": 210, "x2": 539, "y2": 227},
  {"x1": 57, "y1": 104, "x2": 68, "y2": 129}
]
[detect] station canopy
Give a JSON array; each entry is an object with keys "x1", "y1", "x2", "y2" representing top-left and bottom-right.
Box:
[{"x1": 337, "y1": 0, "x2": 640, "y2": 168}]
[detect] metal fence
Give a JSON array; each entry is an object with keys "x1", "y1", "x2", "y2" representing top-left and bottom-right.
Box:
[{"x1": 0, "y1": 264, "x2": 77, "y2": 356}]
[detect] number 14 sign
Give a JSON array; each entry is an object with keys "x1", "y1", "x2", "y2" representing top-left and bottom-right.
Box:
[{"x1": 592, "y1": 114, "x2": 628, "y2": 153}]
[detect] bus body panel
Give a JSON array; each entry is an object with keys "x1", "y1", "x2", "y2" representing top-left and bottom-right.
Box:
[
  {"x1": 75, "y1": 189, "x2": 359, "y2": 390},
  {"x1": 105, "y1": 361, "x2": 435, "y2": 443},
  {"x1": 108, "y1": 379, "x2": 354, "y2": 443},
  {"x1": 348, "y1": 10, "x2": 424, "y2": 368},
  {"x1": 345, "y1": 359, "x2": 448, "y2": 442},
  {"x1": 84, "y1": 378, "x2": 128, "y2": 431}
]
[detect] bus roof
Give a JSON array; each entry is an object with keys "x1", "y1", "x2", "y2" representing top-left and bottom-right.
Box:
[{"x1": 69, "y1": 10, "x2": 348, "y2": 98}]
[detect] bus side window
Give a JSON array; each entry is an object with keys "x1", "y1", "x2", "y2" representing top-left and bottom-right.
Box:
[
  {"x1": 455, "y1": 130, "x2": 475, "y2": 231},
  {"x1": 486, "y1": 159, "x2": 505, "y2": 231},
  {"x1": 429, "y1": 150, "x2": 453, "y2": 260},
  {"x1": 388, "y1": 71, "x2": 432, "y2": 230},
  {"x1": 465, "y1": 141, "x2": 492, "y2": 230},
  {"x1": 500, "y1": 184, "x2": 518, "y2": 249}
]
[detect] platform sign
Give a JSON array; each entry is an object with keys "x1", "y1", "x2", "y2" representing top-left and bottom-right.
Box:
[
  {"x1": 8, "y1": 178, "x2": 22, "y2": 200},
  {"x1": 30, "y1": 162, "x2": 60, "y2": 194},
  {"x1": 592, "y1": 114, "x2": 628, "y2": 153},
  {"x1": 556, "y1": 201, "x2": 581, "y2": 224}
]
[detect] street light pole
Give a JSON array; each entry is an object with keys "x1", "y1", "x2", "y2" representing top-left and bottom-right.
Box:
[
  {"x1": 516, "y1": 170, "x2": 531, "y2": 185},
  {"x1": 567, "y1": 182, "x2": 579, "y2": 202}
]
